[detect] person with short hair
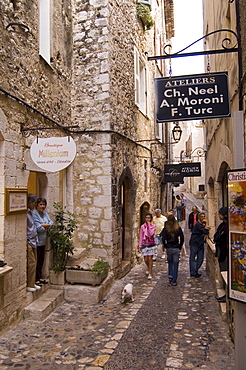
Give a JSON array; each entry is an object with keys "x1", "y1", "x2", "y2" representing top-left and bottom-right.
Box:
[
  {"x1": 26, "y1": 194, "x2": 41, "y2": 292},
  {"x1": 189, "y1": 213, "x2": 210, "y2": 278},
  {"x1": 153, "y1": 209, "x2": 167, "y2": 260},
  {"x1": 33, "y1": 197, "x2": 53, "y2": 285},
  {"x1": 214, "y1": 207, "x2": 228, "y2": 303},
  {"x1": 180, "y1": 193, "x2": 187, "y2": 221},
  {"x1": 188, "y1": 206, "x2": 199, "y2": 232},
  {"x1": 175, "y1": 195, "x2": 182, "y2": 222}
]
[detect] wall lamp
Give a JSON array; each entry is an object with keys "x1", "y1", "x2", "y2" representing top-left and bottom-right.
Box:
[{"x1": 172, "y1": 122, "x2": 182, "y2": 143}]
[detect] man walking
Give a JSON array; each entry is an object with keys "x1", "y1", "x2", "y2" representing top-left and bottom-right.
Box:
[
  {"x1": 189, "y1": 213, "x2": 210, "y2": 277},
  {"x1": 188, "y1": 206, "x2": 199, "y2": 232},
  {"x1": 180, "y1": 193, "x2": 187, "y2": 221},
  {"x1": 153, "y1": 209, "x2": 167, "y2": 260}
]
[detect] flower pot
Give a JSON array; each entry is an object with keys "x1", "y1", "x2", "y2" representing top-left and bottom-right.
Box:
[
  {"x1": 50, "y1": 270, "x2": 66, "y2": 285},
  {"x1": 66, "y1": 269, "x2": 108, "y2": 286}
]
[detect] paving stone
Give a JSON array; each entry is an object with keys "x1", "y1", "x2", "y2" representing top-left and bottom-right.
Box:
[{"x1": 0, "y1": 198, "x2": 235, "y2": 369}]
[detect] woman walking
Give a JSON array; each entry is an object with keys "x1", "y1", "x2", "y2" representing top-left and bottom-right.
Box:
[
  {"x1": 160, "y1": 215, "x2": 184, "y2": 286},
  {"x1": 138, "y1": 213, "x2": 157, "y2": 280},
  {"x1": 33, "y1": 197, "x2": 53, "y2": 285}
]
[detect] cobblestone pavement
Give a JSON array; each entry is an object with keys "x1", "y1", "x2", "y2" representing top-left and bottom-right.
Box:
[{"x1": 0, "y1": 199, "x2": 235, "y2": 369}]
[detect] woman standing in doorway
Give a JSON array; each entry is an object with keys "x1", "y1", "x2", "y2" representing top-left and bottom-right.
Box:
[
  {"x1": 138, "y1": 213, "x2": 157, "y2": 280},
  {"x1": 160, "y1": 215, "x2": 184, "y2": 286},
  {"x1": 33, "y1": 197, "x2": 53, "y2": 285}
]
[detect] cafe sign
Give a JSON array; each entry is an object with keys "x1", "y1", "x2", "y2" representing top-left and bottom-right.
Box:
[
  {"x1": 30, "y1": 136, "x2": 76, "y2": 172},
  {"x1": 154, "y1": 72, "x2": 230, "y2": 122}
]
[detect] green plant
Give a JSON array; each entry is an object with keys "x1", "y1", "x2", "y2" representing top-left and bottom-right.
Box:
[
  {"x1": 90, "y1": 260, "x2": 110, "y2": 276},
  {"x1": 49, "y1": 202, "x2": 78, "y2": 273},
  {"x1": 136, "y1": 3, "x2": 154, "y2": 30}
]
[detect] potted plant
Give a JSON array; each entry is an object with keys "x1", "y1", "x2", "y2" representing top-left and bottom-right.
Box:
[
  {"x1": 66, "y1": 260, "x2": 110, "y2": 286},
  {"x1": 136, "y1": 3, "x2": 154, "y2": 30},
  {"x1": 49, "y1": 202, "x2": 78, "y2": 283}
]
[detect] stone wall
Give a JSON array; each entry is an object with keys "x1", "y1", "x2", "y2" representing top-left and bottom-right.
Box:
[
  {"x1": 71, "y1": 0, "x2": 167, "y2": 272},
  {"x1": 0, "y1": 0, "x2": 170, "y2": 331}
]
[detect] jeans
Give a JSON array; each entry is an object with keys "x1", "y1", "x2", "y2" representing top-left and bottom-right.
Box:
[
  {"x1": 154, "y1": 235, "x2": 163, "y2": 246},
  {"x1": 176, "y1": 206, "x2": 182, "y2": 221},
  {"x1": 166, "y1": 248, "x2": 180, "y2": 284},
  {"x1": 189, "y1": 245, "x2": 204, "y2": 275}
]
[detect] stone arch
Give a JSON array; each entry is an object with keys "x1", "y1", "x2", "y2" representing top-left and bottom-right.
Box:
[
  {"x1": 140, "y1": 201, "x2": 150, "y2": 226},
  {"x1": 217, "y1": 161, "x2": 230, "y2": 208},
  {"x1": 118, "y1": 167, "x2": 135, "y2": 262}
]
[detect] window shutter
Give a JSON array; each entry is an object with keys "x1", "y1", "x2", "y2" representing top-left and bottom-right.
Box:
[{"x1": 39, "y1": 0, "x2": 51, "y2": 64}]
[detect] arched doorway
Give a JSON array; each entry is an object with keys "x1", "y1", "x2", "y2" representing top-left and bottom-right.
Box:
[
  {"x1": 140, "y1": 201, "x2": 150, "y2": 226},
  {"x1": 119, "y1": 168, "x2": 134, "y2": 264}
]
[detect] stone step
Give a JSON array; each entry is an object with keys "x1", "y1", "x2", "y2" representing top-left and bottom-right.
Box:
[
  {"x1": 25, "y1": 281, "x2": 50, "y2": 307},
  {"x1": 24, "y1": 289, "x2": 64, "y2": 321},
  {"x1": 66, "y1": 247, "x2": 87, "y2": 267},
  {"x1": 64, "y1": 272, "x2": 114, "y2": 304}
]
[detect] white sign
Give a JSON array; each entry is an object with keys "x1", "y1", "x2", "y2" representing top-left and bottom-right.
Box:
[{"x1": 30, "y1": 136, "x2": 76, "y2": 172}]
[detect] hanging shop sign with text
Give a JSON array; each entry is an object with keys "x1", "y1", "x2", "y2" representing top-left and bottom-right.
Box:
[
  {"x1": 164, "y1": 162, "x2": 201, "y2": 183},
  {"x1": 154, "y1": 72, "x2": 230, "y2": 122},
  {"x1": 30, "y1": 136, "x2": 76, "y2": 172}
]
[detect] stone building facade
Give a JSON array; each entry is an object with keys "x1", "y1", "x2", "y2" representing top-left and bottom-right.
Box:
[
  {"x1": 202, "y1": 0, "x2": 246, "y2": 343},
  {"x1": 0, "y1": 0, "x2": 174, "y2": 332}
]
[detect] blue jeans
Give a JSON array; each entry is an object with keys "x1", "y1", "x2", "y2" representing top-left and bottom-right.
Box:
[
  {"x1": 166, "y1": 248, "x2": 180, "y2": 284},
  {"x1": 189, "y1": 245, "x2": 204, "y2": 275},
  {"x1": 176, "y1": 206, "x2": 182, "y2": 221}
]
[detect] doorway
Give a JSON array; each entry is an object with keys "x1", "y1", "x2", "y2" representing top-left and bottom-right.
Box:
[{"x1": 119, "y1": 168, "x2": 134, "y2": 263}]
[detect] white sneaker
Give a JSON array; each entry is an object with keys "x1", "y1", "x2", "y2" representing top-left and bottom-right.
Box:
[
  {"x1": 152, "y1": 256, "x2": 157, "y2": 261},
  {"x1": 34, "y1": 284, "x2": 41, "y2": 290},
  {"x1": 161, "y1": 254, "x2": 165, "y2": 259},
  {"x1": 27, "y1": 287, "x2": 36, "y2": 292}
]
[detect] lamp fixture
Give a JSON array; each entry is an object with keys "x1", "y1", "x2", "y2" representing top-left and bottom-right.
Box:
[{"x1": 172, "y1": 123, "x2": 182, "y2": 143}]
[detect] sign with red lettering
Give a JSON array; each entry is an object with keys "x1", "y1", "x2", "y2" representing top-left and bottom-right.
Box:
[
  {"x1": 154, "y1": 72, "x2": 230, "y2": 122},
  {"x1": 227, "y1": 168, "x2": 246, "y2": 304},
  {"x1": 30, "y1": 136, "x2": 76, "y2": 172}
]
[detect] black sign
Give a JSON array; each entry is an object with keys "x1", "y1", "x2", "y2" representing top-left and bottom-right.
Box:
[
  {"x1": 155, "y1": 72, "x2": 230, "y2": 122},
  {"x1": 164, "y1": 162, "x2": 201, "y2": 183}
]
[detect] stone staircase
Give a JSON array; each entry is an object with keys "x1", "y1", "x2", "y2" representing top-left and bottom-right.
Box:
[{"x1": 24, "y1": 248, "x2": 115, "y2": 321}]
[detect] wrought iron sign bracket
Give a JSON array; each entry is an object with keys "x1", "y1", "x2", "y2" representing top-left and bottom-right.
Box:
[{"x1": 147, "y1": 29, "x2": 238, "y2": 61}]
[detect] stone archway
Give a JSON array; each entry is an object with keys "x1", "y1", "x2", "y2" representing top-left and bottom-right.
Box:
[
  {"x1": 217, "y1": 161, "x2": 230, "y2": 207},
  {"x1": 140, "y1": 201, "x2": 150, "y2": 226},
  {"x1": 118, "y1": 168, "x2": 134, "y2": 267}
]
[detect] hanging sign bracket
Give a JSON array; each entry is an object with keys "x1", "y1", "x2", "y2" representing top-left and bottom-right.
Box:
[{"x1": 147, "y1": 29, "x2": 238, "y2": 61}]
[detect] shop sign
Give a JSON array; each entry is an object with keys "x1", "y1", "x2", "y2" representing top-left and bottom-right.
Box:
[
  {"x1": 227, "y1": 168, "x2": 246, "y2": 304},
  {"x1": 164, "y1": 162, "x2": 201, "y2": 183},
  {"x1": 30, "y1": 136, "x2": 76, "y2": 172},
  {"x1": 5, "y1": 188, "x2": 28, "y2": 215},
  {"x1": 154, "y1": 72, "x2": 230, "y2": 122}
]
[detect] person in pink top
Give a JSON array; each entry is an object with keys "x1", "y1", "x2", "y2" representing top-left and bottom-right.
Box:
[{"x1": 138, "y1": 213, "x2": 157, "y2": 279}]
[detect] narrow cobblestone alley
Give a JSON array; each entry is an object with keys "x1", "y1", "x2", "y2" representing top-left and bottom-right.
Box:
[{"x1": 0, "y1": 196, "x2": 235, "y2": 369}]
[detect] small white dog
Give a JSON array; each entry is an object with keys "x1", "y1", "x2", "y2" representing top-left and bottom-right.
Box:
[{"x1": 121, "y1": 283, "x2": 134, "y2": 303}]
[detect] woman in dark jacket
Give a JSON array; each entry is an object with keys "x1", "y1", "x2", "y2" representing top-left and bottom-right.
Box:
[{"x1": 160, "y1": 215, "x2": 184, "y2": 286}]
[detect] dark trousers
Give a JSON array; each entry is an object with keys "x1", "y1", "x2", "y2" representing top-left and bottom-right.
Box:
[{"x1": 36, "y1": 245, "x2": 45, "y2": 281}]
